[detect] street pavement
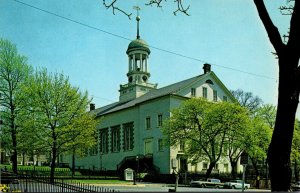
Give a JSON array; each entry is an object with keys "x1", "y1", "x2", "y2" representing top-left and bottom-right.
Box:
[{"x1": 91, "y1": 182, "x2": 272, "y2": 192}]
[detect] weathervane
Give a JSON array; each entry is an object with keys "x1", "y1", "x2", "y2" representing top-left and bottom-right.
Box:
[{"x1": 133, "y1": 6, "x2": 141, "y2": 39}]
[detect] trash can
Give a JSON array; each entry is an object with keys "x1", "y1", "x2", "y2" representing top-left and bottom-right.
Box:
[{"x1": 124, "y1": 168, "x2": 134, "y2": 181}]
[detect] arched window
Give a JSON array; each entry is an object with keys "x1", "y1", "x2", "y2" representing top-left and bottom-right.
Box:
[{"x1": 205, "y1": 79, "x2": 214, "y2": 84}]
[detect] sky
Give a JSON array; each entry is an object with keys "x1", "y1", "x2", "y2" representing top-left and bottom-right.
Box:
[{"x1": 0, "y1": 0, "x2": 299, "y2": 119}]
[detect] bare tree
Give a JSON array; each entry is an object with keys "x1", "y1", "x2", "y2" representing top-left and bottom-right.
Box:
[
  {"x1": 231, "y1": 89, "x2": 263, "y2": 114},
  {"x1": 254, "y1": 0, "x2": 300, "y2": 191},
  {"x1": 103, "y1": 1, "x2": 300, "y2": 191},
  {"x1": 103, "y1": 0, "x2": 190, "y2": 19}
]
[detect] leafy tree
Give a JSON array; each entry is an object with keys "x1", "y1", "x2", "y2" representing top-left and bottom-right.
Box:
[
  {"x1": 17, "y1": 108, "x2": 49, "y2": 166},
  {"x1": 244, "y1": 104, "x2": 275, "y2": 188},
  {"x1": 210, "y1": 102, "x2": 251, "y2": 180},
  {"x1": 256, "y1": 104, "x2": 276, "y2": 129},
  {"x1": 0, "y1": 38, "x2": 32, "y2": 173},
  {"x1": 162, "y1": 98, "x2": 210, "y2": 175},
  {"x1": 65, "y1": 112, "x2": 98, "y2": 177},
  {"x1": 21, "y1": 69, "x2": 97, "y2": 182},
  {"x1": 162, "y1": 98, "x2": 249, "y2": 178},
  {"x1": 253, "y1": 1, "x2": 300, "y2": 190},
  {"x1": 246, "y1": 115, "x2": 272, "y2": 187},
  {"x1": 291, "y1": 120, "x2": 300, "y2": 182}
]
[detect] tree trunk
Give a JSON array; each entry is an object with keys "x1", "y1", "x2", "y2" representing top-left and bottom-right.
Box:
[
  {"x1": 50, "y1": 129, "x2": 57, "y2": 183},
  {"x1": 230, "y1": 160, "x2": 237, "y2": 179},
  {"x1": 253, "y1": 1, "x2": 300, "y2": 191},
  {"x1": 50, "y1": 148, "x2": 56, "y2": 183},
  {"x1": 205, "y1": 162, "x2": 216, "y2": 178},
  {"x1": 11, "y1": 126, "x2": 18, "y2": 174},
  {"x1": 295, "y1": 158, "x2": 300, "y2": 182},
  {"x1": 72, "y1": 148, "x2": 75, "y2": 177},
  {"x1": 22, "y1": 152, "x2": 25, "y2": 166},
  {"x1": 267, "y1": 54, "x2": 299, "y2": 191},
  {"x1": 250, "y1": 156, "x2": 260, "y2": 188}
]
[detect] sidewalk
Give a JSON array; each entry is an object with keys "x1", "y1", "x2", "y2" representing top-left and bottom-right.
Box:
[{"x1": 89, "y1": 182, "x2": 271, "y2": 191}]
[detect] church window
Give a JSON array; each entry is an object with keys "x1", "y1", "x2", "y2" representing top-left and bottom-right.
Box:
[
  {"x1": 191, "y1": 88, "x2": 196, "y2": 97},
  {"x1": 202, "y1": 87, "x2": 207, "y2": 99},
  {"x1": 158, "y1": 139, "x2": 164, "y2": 151},
  {"x1": 123, "y1": 122, "x2": 134, "y2": 151},
  {"x1": 111, "y1": 125, "x2": 120, "y2": 153},
  {"x1": 146, "y1": 117, "x2": 151, "y2": 129},
  {"x1": 157, "y1": 114, "x2": 163, "y2": 127},
  {"x1": 89, "y1": 131, "x2": 99, "y2": 155},
  {"x1": 213, "y1": 90, "x2": 218, "y2": 102},
  {"x1": 179, "y1": 141, "x2": 185, "y2": 151},
  {"x1": 144, "y1": 138, "x2": 153, "y2": 155},
  {"x1": 100, "y1": 128, "x2": 109, "y2": 154},
  {"x1": 205, "y1": 79, "x2": 214, "y2": 84}
]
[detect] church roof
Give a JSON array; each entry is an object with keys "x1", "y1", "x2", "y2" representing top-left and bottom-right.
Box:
[{"x1": 93, "y1": 72, "x2": 213, "y2": 117}]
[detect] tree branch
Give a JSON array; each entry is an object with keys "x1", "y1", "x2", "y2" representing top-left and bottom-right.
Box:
[
  {"x1": 253, "y1": 0, "x2": 285, "y2": 55},
  {"x1": 103, "y1": 0, "x2": 132, "y2": 19},
  {"x1": 287, "y1": 0, "x2": 300, "y2": 56},
  {"x1": 145, "y1": 0, "x2": 165, "y2": 7},
  {"x1": 279, "y1": 5, "x2": 294, "y2": 15},
  {"x1": 174, "y1": 0, "x2": 190, "y2": 16}
]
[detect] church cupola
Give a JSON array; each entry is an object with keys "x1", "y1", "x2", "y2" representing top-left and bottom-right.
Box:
[
  {"x1": 119, "y1": 8, "x2": 157, "y2": 102},
  {"x1": 126, "y1": 13, "x2": 150, "y2": 85}
]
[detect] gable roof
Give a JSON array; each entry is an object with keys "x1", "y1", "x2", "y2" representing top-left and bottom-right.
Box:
[{"x1": 93, "y1": 71, "x2": 234, "y2": 117}]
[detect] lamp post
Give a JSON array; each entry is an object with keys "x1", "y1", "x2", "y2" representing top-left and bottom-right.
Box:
[
  {"x1": 100, "y1": 152, "x2": 103, "y2": 171},
  {"x1": 136, "y1": 155, "x2": 139, "y2": 182},
  {"x1": 265, "y1": 159, "x2": 269, "y2": 189},
  {"x1": 171, "y1": 158, "x2": 179, "y2": 192},
  {"x1": 242, "y1": 164, "x2": 247, "y2": 192}
]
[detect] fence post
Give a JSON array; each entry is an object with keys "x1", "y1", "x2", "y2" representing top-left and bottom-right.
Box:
[
  {"x1": 61, "y1": 178, "x2": 64, "y2": 192},
  {"x1": 25, "y1": 172, "x2": 28, "y2": 192}
]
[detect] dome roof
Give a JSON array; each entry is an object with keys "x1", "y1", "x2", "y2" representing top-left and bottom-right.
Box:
[{"x1": 126, "y1": 38, "x2": 150, "y2": 54}]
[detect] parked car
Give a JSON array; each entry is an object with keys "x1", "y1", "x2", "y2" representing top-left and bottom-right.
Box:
[
  {"x1": 190, "y1": 178, "x2": 223, "y2": 188},
  {"x1": 291, "y1": 181, "x2": 300, "y2": 191},
  {"x1": 223, "y1": 179, "x2": 250, "y2": 189}
]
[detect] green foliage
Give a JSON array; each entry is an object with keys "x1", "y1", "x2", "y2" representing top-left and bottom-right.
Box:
[
  {"x1": 246, "y1": 115, "x2": 272, "y2": 161},
  {"x1": 19, "y1": 68, "x2": 97, "y2": 180},
  {"x1": 0, "y1": 38, "x2": 33, "y2": 172},
  {"x1": 162, "y1": 98, "x2": 250, "y2": 177},
  {"x1": 256, "y1": 104, "x2": 276, "y2": 129},
  {"x1": 291, "y1": 120, "x2": 300, "y2": 159}
]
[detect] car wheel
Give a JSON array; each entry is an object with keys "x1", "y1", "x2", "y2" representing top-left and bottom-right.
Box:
[
  {"x1": 244, "y1": 186, "x2": 248, "y2": 190},
  {"x1": 201, "y1": 184, "x2": 205, "y2": 188},
  {"x1": 232, "y1": 186, "x2": 235, "y2": 189}
]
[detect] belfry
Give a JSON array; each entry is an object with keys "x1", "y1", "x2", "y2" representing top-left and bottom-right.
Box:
[{"x1": 119, "y1": 9, "x2": 157, "y2": 102}]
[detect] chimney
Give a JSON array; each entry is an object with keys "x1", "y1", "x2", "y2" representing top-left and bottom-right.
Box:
[
  {"x1": 90, "y1": 103, "x2": 95, "y2": 111},
  {"x1": 203, "y1": 63, "x2": 211, "y2": 74}
]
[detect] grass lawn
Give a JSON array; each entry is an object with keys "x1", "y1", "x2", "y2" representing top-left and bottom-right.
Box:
[
  {"x1": 0, "y1": 164, "x2": 70, "y2": 172},
  {"x1": 65, "y1": 179, "x2": 132, "y2": 185}
]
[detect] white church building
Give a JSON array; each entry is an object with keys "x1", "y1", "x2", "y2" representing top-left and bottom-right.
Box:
[{"x1": 63, "y1": 15, "x2": 243, "y2": 177}]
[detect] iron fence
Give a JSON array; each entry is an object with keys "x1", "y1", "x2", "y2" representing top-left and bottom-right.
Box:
[{"x1": 1, "y1": 173, "x2": 119, "y2": 192}]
